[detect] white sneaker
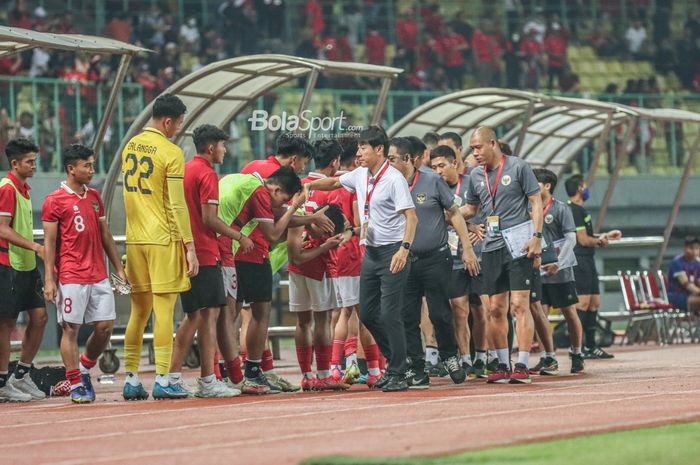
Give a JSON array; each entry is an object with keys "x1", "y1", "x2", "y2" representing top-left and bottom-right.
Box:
[
  {"x1": 8, "y1": 373, "x2": 46, "y2": 400},
  {"x1": 0, "y1": 382, "x2": 32, "y2": 402},
  {"x1": 195, "y1": 378, "x2": 241, "y2": 398},
  {"x1": 170, "y1": 377, "x2": 194, "y2": 397},
  {"x1": 223, "y1": 377, "x2": 243, "y2": 391}
]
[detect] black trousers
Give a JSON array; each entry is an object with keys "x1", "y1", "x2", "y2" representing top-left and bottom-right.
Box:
[
  {"x1": 359, "y1": 242, "x2": 411, "y2": 376},
  {"x1": 402, "y1": 246, "x2": 458, "y2": 371}
]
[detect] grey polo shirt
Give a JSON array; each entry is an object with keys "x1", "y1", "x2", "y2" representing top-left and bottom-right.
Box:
[
  {"x1": 542, "y1": 198, "x2": 577, "y2": 284},
  {"x1": 466, "y1": 155, "x2": 540, "y2": 252},
  {"x1": 339, "y1": 162, "x2": 415, "y2": 247},
  {"x1": 449, "y1": 173, "x2": 486, "y2": 269},
  {"x1": 409, "y1": 166, "x2": 455, "y2": 254}
]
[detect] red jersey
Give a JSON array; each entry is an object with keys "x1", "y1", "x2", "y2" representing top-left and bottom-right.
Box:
[
  {"x1": 327, "y1": 173, "x2": 362, "y2": 277},
  {"x1": 233, "y1": 186, "x2": 275, "y2": 264},
  {"x1": 184, "y1": 156, "x2": 220, "y2": 266},
  {"x1": 240, "y1": 155, "x2": 282, "y2": 179},
  {"x1": 0, "y1": 173, "x2": 30, "y2": 267},
  {"x1": 441, "y1": 33, "x2": 467, "y2": 67},
  {"x1": 396, "y1": 19, "x2": 418, "y2": 50},
  {"x1": 472, "y1": 30, "x2": 503, "y2": 64},
  {"x1": 288, "y1": 172, "x2": 337, "y2": 279},
  {"x1": 365, "y1": 32, "x2": 386, "y2": 65},
  {"x1": 41, "y1": 183, "x2": 107, "y2": 284},
  {"x1": 544, "y1": 34, "x2": 567, "y2": 67}
]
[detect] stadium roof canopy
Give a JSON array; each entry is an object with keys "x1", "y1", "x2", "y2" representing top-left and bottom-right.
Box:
[
  {"x1": 0, "y1": 25, "x2": 149, "y2": 163},
  {"x1": 388, "y1": 88, "x2": 700, "y2": 270},
  {"x1": 102, "y1": 54, "x2": 402, "y2": 233}
]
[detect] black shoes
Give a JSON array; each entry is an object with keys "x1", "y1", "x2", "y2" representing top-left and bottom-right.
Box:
[
  {"x1": 405, "y1": 369, "x2": 430, "y2": 390},
  {"x1": 382, "y1": 375, "x2": 408, "y2": 392}
]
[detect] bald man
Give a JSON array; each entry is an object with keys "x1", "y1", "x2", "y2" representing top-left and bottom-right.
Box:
[{"x1": 462, "y1": 127, "x2": 542, "y2": 384}]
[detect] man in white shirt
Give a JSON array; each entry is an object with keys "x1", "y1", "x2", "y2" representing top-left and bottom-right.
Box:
[
  {"x1": 304, "y1": 126, "x2": 418, "y2": 392},
  {"x1": 625, "y1": 20, "x2": 647, "y2": 57}
]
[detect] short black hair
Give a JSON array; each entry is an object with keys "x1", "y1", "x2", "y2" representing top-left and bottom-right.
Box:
[
  {"x1": 406, "y1": 136, "x2": 426, "y2": 159},
  {"x1": 498, "y1": 139, "x2": 512, "y2": 155},
  {"x1": 358, "y1": 125, "x2": 389, "y2": 155},
  {"x1": 338, "y1": 133, "x2": 359, "y2": 167},
  {"x1": 193, "y1": 124, "x2": 228, "y2": 153},
  {"x1": 266, "y1": 166, "x2": 302, "y2": 196},
  {"x1": 430, "y1": 145, "x2": 456, "y2": 161},
  {"x1": 390, "y1": 137, "x2": 413, "y2": 162},
  {"x1": 314, "y1": 203, "x2": 345, "y2": 235},
  {"x1": 533, "y1": 168, "x2": 558, "y2": 194},
  {"x1": 313, "y1": 139, "x2": 342, "y2": 169},
  {"x1": 152, "y1": 93, "x2": 187, "y2": 120},
  {"x1": 439, "y1": 131, "x2": 463, "y2": 148},
  {"x1": 422, "y1": 131, "x2": 440, "y2": 147},
  {"x1": 276, "y1": 133, "x2": 311, "y2": 159},
  {"x1": 564, "y1": 174, "x2": 584, "y2": 197},
  {"x1": 684, "y1": 236, "x2": 700, "y2": 247},
  {"x1": 5, "y1": 137, "x2": 39, "y2": 163},
  {"x1": 62, "y1": 144, "x2": 94, "y2": 174}
]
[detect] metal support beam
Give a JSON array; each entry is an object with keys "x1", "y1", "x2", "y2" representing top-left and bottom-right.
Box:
[
  {"x1": 585, "y1": 111, "x2": 614, "y2": 188},
  {"x1": 514, "y1": 101, "x2": 535, "y2": 156},
  {"x1": 297, "y1": 68, "x2": 319, "y2": 117},
  {"x1": 93, "y1": 54, "x2": 131, "y2": 160},
  {"x1": 595, "y1": 118, "x2": 637, "y2": 233},
  {"x1": 653, "y1": 130, "x2": 700, "y2": 270},
  {"x1": 371, "y1": 77, "x2": 393, "y2": 126}
]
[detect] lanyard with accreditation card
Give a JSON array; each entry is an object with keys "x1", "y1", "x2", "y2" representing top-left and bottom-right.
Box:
[
  {"x1": 361, "y1": 160, "x2": 391, "y2": 245},
  {"x1": 485, "y1": 155, "x2": 506, "y2": 235}
]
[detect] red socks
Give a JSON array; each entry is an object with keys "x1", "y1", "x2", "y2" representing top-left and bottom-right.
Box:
[
  {"x1": 225, "y1": 358, "x2": 244, "y2": 384},
  {"x1": 365, "y1": 343, "x2": 380, "y2": 370},
  {"x1": 66, "y1": 369, "x2": 81, "y2": 388},
  {"x1": 261, "y1": 348, "x2": 274, "y2": 372},
  {"x1": 344, "y1": 336, "x2": 358, "y2": 357},
  {"x1": 331, "y1": 339, "x2": 345, "y2": 366},
  {"x1": 296, "y1": 346, "x2": 313, "y2": 374},
  {"x1": 315, "y1": 345, "x2": 332, "y2": 372},
  {"x1": 79, "y1": 353, "x2": 96, "y2": 371}
]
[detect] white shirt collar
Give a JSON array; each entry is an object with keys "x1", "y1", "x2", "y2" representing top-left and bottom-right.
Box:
[
  {"x1": 61, "y1": 181, "x2": 88, "y2": 199},
  {"x1": 308, "y1": 171, "x2": 327, "y2": 179}
]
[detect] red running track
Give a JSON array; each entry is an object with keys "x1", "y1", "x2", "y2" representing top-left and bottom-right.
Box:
[{"x1": 3, "y1": 344, "x2": 700, "y2": 465}]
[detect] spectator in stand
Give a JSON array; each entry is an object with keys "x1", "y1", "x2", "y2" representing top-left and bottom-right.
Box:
[
  {"x1": 179, "y1": 17, "x2": 201, "y2": 49},
  {"x1": 519, "y1": 28, "x2": 543, "y2": 89},
  {"x1": 559, "y1": 71, "x2": 580, "y2": 93},
  {"x1": 259, "y1": 0, "x2": 285, "y2": 40},
  {"x1": 9, "y1": 0, "x2": 34, "y2": 29},
  {"x1": 441, "y1": 25, "x2": 469, "y2": 90},
  {"x1": 451, "y1": 10, "x2": 474, "y2": 71},
  {"x1": 219, "y1": 0, "x2": 243, "y2": 56},
  {"x1": 104, "y1": 12, "x2": 132, "y2": 44},
  {"x1": 544, "y1": 22, "x2": 568, "y2": 91},
  {"x1": 305, "y1": 0, "x2": 325, "y2": 40},
  {"x1": 336, "y1": 26, "x2": 354, "y2": 62},
  {"x1": 421, "y1": 0, "x2": 443, "y2": 36},
  {"x1": 523, "y1": 7, "x2": 546, "y2": 44},
  {"x1": 667, "y1": 236, "x2": 700, "y2": 315},
  {"x1": 676, "y1": 27, "x2": 700, "y2": 90},
  {"x1": 340, "y1": 3, "x2": 364, "y2": 51},
  {"x1": 365, "y1": 25, "x2": 386, "y2": 65},
  {"x1": 625, "y1": 20, "x2": 648, "y2": 60},
  {"x1": 396, "y1": 10, "x2": 418, "y2": 71},
  {"x1": 296, "y1": 28, "x2": 319, "y2": 59},
  {"x1": 504, "y1": 32, "x2": 522, "y2": 89},
  {"x1": 239, "y1": 1, "x2": 259, "y2": 55},
  {"x1": 472, "y1": 20, "x2": 504, "y2": 87},
  {"x1": 588, "y1": 24, "x2": 621, "y2": 58}
]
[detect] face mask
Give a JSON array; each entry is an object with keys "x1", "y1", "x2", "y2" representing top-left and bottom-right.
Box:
[{"x1": 582, "y1": 187, "x2": 590, "y2": 202}]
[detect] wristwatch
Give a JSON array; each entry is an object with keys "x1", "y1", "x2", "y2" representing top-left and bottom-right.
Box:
[
  {"x1": 401, "y1": 242, "x2": 411, "y2": 250},
  {"x1": 532, "y1": 232, "x2": 543, "y2": 238}
]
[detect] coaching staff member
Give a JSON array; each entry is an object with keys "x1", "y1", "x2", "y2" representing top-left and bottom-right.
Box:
[
  {"x1": 388, "y1": 139, "x2": 479, "y2": 389},
  {"x1": 304, "y1": 126, "x2": 418, "y2": 392},
  {"x1": 464, "y1": 127, "x2": 542, "y2": 385}
]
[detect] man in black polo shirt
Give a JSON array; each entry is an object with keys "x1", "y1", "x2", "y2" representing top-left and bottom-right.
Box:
[
  {"x1": 464, "y1": 126, "x2": 542, "y2": 385},
  {"x1": 388, "y1": 139, "x2": 479, "y2": 389},
  {"x1": 564, "y1": 175, "x2": 621, "y2": 359}
]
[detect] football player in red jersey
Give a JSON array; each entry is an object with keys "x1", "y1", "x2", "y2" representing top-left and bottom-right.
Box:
[{"x1": 42, "y1": 144, "x2": 127, "y2": 403}]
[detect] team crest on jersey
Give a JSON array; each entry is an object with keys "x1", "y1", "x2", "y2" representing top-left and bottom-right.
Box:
[
  {"x1": 545, "y1": 214, "x2": 554, "y2": 224},
  {"x1": 501, "y1": 175, "x2": 512, "y2": 186},
  {"x1": 453, "y1": 194, "x2": 463, "y2": 206},
  {"x1": 416, "y1": 193, "x2": 427, "y2": 204},
  {"x1": 73, "y1": 205, "x2": 79, "y2": 212},
  {"x1": 92, "y1": 201, "x2": 100, "y2": 212}
]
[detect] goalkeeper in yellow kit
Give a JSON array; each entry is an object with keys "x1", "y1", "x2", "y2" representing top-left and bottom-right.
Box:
[{"x1": 121, "y1": 94, "x2": 199, "y2": 400}]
